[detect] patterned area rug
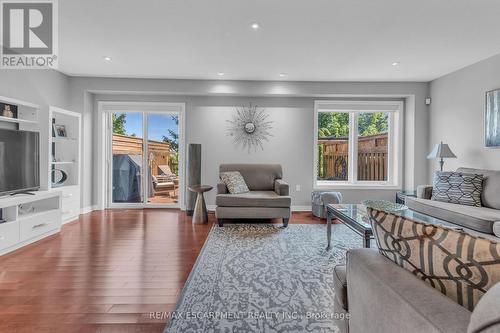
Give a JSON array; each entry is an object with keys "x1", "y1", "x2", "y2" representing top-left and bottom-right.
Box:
[{"x1": 165, "y1": 224, "x2": 361, "y2": 333}]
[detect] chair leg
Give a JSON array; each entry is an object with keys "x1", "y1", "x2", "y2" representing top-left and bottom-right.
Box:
[
  {"x1": 218, "y1": 219, "x2": 224, "y2": 227},
  {"x1": 283, "y1": 218, "x2": 289, "y2": 228}
]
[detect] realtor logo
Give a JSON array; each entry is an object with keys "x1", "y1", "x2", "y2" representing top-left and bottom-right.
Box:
[{"x1": 1, "y1": 0, "x2": 58, "y2": 68}]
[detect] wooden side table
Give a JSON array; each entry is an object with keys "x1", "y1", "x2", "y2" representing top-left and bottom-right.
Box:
[{"x1": 188, "y1": 185, "x2": 213, "y2": 224}]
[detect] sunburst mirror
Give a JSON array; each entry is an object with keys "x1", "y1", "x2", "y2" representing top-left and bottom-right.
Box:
[{"x1": 226, "y1": 103, "x2": 274, "y2": 152}]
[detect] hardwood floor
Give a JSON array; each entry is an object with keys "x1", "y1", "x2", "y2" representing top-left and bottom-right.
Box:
[{"x1": 0, "y1": 209, "x2": 324, "y2": 333}]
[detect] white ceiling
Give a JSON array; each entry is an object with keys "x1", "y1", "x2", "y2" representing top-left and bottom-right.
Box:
[{"x1": 59, "y1": 0, "x2": 500, "y2": 82}]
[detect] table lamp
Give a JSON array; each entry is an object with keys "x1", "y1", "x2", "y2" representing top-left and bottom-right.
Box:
[{"x1": 427, "y1": 142, "x2": 457, "y2": 171}]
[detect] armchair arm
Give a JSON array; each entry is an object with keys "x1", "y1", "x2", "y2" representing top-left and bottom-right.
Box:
[
  {"x1": 217, "y1": 182, "x2": 228, "y2": 194},
  {"x1": 274, "y1": 179, "x2": 289, "y2": 196},
  {"x1": 417, "y1": 185, "x2": 433, "y2": 199}
]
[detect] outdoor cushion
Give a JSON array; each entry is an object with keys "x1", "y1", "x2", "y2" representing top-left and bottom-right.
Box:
[
  {"x1": 431, "y1": 171, "x2": 483, "y2": 207},
  {"x1": 406, "y1": 197, "x2": 500, "y2": 234},
  {"x1": 367, "y1": 208, "x2": 500, "y2": 311},
  {"x1": 216, "y1": 191, "x2": 291, "y2": 208},
  {"x1": 458, "y1": 168, "x2": 500, "y2": 210},
  {"x1": 220, "y1": 171, "x2": 249, "y2": 194}
]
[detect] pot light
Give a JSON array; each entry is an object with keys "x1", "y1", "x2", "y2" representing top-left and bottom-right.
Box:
[
  {"x1": 217, "y1": 72, "x2": 225, "y2": 76},
  {"x1": 392, "y1": 61, "x2": 400, "y2": 66},
  {"x1": 251, "y1": 22, "x2": 260, "y2": 30},
  {"x1": 279, "y1": 73, "x2": 286, "y2": 78},
  {"x1": 103, "y1": 56, "x2": 112, "y2": 62}
]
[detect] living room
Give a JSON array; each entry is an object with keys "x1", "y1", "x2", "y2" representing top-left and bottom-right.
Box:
[{"x1": 0, "y1": 1, "x2": 499, "y2": 332}]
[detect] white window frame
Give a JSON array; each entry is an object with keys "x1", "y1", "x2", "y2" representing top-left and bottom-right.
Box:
[{"x1": 313, "y1": 100, "x2": 403, "y2": 190}]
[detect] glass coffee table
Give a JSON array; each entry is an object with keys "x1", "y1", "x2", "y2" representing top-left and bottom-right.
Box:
[{"x1": 325, "y1": 203, "x2": 465, "y2": 249}]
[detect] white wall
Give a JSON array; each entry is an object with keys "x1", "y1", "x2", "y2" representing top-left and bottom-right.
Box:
[{"x1": 429, "y1": 53, "x2": 500, "y2": 178}]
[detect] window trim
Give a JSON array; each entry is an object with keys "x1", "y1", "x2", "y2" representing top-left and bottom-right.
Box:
[{"x1": 313, "y1": 100, "x2": 403, "y2": 190}]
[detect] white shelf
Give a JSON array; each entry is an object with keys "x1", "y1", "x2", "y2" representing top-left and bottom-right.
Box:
[
  {"x1": 52, "y1": 161, "x2": 75, "y2": 165},
  {"x1": 52, "y1": 137, "x2": 77, "y2": 142},
  {"x1": 18, "y1": 208, "x2": 60, "y2": 221},
  {"x1": 0, "y1": 116, "x2": 37, "y2": 125}
]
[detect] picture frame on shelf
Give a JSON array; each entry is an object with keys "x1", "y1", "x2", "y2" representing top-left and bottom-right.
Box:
[
  {"x1": 1, "y1": 102, "x2": 17, "y2": 119},
  {"x1": 53, "y1": 124, "x2": 67, "y2": 138}
]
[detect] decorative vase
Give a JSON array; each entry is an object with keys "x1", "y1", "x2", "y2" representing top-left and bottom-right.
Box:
[{"x1": 2, "y1": 105, "x2": 14, "y2": 118}]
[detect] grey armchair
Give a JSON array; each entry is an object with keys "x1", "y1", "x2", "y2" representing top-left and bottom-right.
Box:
[{"x1": 215, "y1": 164, "x2": 291, "y2": 227}]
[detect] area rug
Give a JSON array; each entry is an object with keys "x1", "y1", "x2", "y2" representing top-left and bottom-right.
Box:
[{"x1": 165, "y1": 223, "x2": 361, "y2": 333}]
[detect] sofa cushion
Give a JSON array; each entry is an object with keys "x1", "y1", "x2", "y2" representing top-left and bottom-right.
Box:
[
  {"x1": 367, "y1": 208, "x2": 500, "y2": 311},
  {"x1": 220, "y1": 171, "x2": 249, "y2": 194},
  {"x1": 216, "y1": 191, "x2": 291, "y2": 208},
  {"x1": 432, "y1": 171, "x2": 483, "y2": 207},
  {"x1": 333, "y1": 265, "x2": 348, "y2": 311},
  {"x1": 347, "y1": 249, "x2": 471, "y2": 333},
  {"x1": 458, "y1": 168, "x2": 500, "y2": 210},
  {"x1": 468, "y1": 283, "x2": 500, "y2": 333},
  {"x1": 219, "y1": 164, "x2": 282, "y2": 191},
  {"x1": 406, "y1": 197, "x2": 500, "y2": 234}
]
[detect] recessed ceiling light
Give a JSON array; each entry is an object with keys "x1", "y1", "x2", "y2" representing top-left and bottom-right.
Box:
[
  {"x1": 392, "y1": 61, "x2": 400, "y2": 66},
  {"x1": 103, "y1": 56, "x2": 112, "y2": 62},
  {"x1": 251, "y1": 22, "x2": 260, "y2": 30},
  {"x1": 279, "y1": 73, "x2": 286, "y2": 78},
  {"x1": 217, "y1": 72, "x2": 225, "y2": 76}
]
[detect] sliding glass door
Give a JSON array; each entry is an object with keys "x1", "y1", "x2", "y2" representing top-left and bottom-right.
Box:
[{"x1": 107, "y1": 108, "x2": 182, "y2": 208}]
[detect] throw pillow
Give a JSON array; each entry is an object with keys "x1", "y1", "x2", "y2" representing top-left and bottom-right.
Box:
[
  {"x1": 220, "y1": 171, "x2": 249, "y2": 194},
  {"x1": 432, "y1": 171, "x2": 483, "y2": 207},
  {"x1": 367, "y1": 207, "x2": 500, "y2": 311}
]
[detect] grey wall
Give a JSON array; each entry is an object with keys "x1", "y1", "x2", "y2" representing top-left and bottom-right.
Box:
[
  {"x1": 72, "y1": 78, "x2": 429, "y2": 208},
  {"x1": 429, "y1": 53, "x2": 500, "y2": 178},
  {"x1": 0, "y1": 70, "x2": 71, "y2": 193},
  {"x1": 0, "y1": 72, "x2": 430, "y2": 209}
]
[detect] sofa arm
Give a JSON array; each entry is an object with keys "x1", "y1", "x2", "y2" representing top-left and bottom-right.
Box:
[
  {"x1": 217, "y1": 182, "x2": 228, "y2": 194},
  {"x1": 417, "y1": 185, "x2": 433, "y2": 199},
  {"x1": 274, "y1": 179, "x2": 289, "y2": 196}
]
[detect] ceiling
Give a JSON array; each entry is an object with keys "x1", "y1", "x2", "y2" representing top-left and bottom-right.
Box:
[{"x1": 59, "y1": 0, "x2": 500, "y2": 82}]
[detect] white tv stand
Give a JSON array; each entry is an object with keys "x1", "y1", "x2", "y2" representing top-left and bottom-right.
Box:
[{"x1": 0, "y1": 190, "x2": 62, "y2": 256}]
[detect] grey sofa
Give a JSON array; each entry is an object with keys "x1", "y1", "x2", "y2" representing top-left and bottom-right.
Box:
[
  {"x1": 215, "y1": 164, "x2": 291, "y2": 227},
  {"x1": 334, "y1": 249, "x2": 500, "y2": 333},
  {"x1": 406, "y1": 167, "x2": 500, "y2": 239}
]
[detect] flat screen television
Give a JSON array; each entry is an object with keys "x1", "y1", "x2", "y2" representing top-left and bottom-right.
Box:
[{"x1": 0, "y1": 128, "x2": 40, "y2": 195}]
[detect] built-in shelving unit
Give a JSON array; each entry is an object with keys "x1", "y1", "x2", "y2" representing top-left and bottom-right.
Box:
[
  {"x1": 0, "y1": 191, "x2": 62, "y2": 256},
  {"x1": 0, "y1": 96, "x2": 39, "y2": 132},
  {"x1": 48, "y1": 107, "x2": 82, "y2": 224}
]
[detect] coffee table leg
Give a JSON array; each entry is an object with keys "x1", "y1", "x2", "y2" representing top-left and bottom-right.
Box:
[
  {"x1": 364, "y1": 235, "x2": 371, "y2": 248},
  {"x1": 326, "y1": 212, "x2": 332, "y2": 250}
]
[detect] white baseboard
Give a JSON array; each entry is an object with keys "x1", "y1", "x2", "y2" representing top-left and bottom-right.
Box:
[
  {"x1": 81, "y1": 205, "x2": 99, "y2": 214},
  {"x1": 291, "y1": 205, "x2": 312, "y2": 212},
  {"x1": 206, "y1": 205, "x2": 311, "y2": 212}
]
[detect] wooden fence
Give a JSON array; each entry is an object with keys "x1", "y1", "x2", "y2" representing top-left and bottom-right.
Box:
[
  {"x1": 318, "y1": 133, "x2": 388, "y2": 181},
  {"x1": 112, "y1": 134, "x2": 175, "y2": 176}
]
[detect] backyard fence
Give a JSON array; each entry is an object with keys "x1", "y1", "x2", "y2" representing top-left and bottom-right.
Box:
[
  {"x1": 112, "y1": 134, "x2": 176, "y2": 176},
  {"x1": 318, "y1": 133, "x2": 388, "y2": 181}
]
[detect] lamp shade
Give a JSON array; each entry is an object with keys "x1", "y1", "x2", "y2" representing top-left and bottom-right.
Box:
[{"x1": 427, "y1": 142, "x2": 457, "y2": 159}]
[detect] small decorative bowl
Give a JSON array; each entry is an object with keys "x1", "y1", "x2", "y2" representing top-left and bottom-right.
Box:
[{"x1": 362, "y1": 200, "x2": 408, "y2": 213}]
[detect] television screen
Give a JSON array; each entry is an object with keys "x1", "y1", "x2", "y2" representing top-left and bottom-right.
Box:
[{"x1": 0, "y1": 129, "x2": 40, "y2": 195}]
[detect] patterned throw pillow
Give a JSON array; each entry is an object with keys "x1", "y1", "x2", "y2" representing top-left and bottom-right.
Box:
[
  {"x1": 220, "y1": 171, "x2": 249, "y2": 194},
  {"x1": 431, "y1": 171, "x2": 483, "y2": 207},
  {"x1": 367, "y1": 207, "x2": 500, "y2": 311}
]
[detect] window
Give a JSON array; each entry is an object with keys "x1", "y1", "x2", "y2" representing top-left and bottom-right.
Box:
[{"x1": 314, "y1": 101, "x2": 402, "y2": 188}]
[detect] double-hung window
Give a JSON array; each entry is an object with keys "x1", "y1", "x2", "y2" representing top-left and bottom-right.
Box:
[{"x1": 314, "y1": 100, "x2": 403, "y2": 189}]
